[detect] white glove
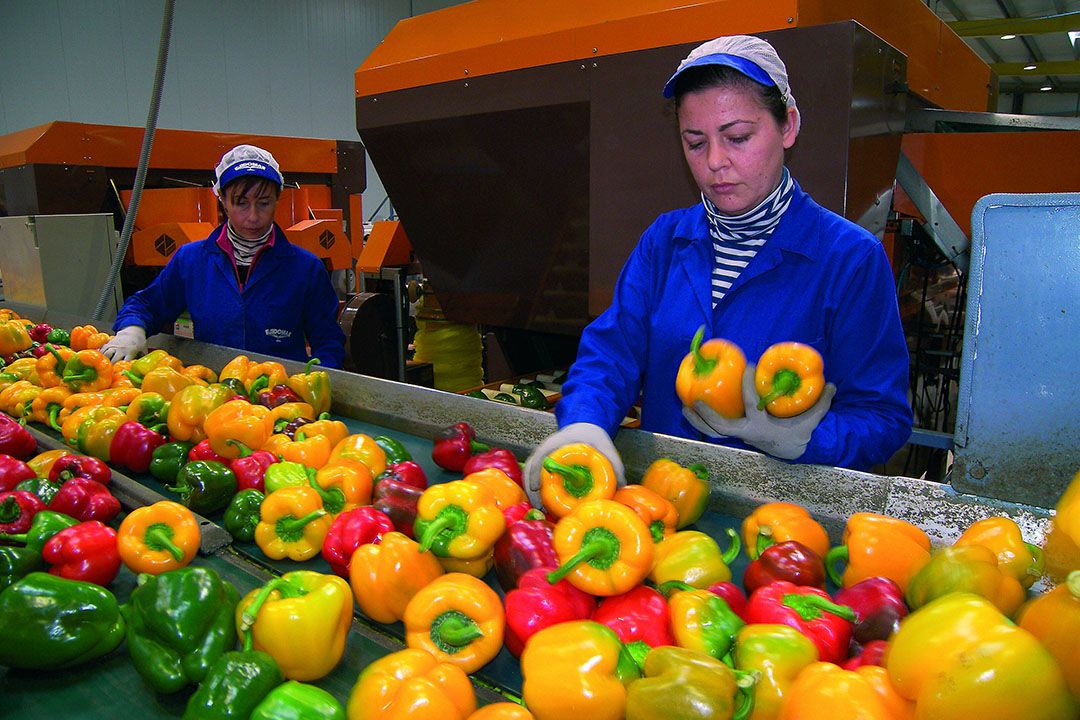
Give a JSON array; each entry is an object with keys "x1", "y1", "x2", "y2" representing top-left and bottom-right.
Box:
[
  {"x1": 99, "y1": 325, "x2": 147, "y2": 362},
  {"x1": 683, "y1": 364, "x2": 836, "y2": 460},
  {"x1": 523, "y1": 422, "x2": 626, "y2": 508}
]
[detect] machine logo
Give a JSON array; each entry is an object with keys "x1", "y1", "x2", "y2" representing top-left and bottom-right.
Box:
[
  {"x1": 154, "y1": 234, "x2": 177, "y2": 256},
  {"x1": 319, "y1": 230, "x2": 335, "y2": 249},
  {"x1": 265, "y1": 328, "x2": 292, "y2": 340}
]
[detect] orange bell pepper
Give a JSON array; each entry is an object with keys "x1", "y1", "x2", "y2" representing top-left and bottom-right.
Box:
[
  {"x1": 349, "y1": 531, "x2": 444, "y2": 624},
  {"x1": 299, "y1": 418, "x2": 349, "y2": 447},
  {"x1": 314, "y1": 460, "x2": 373, "y2": 511},
  {"x1": 122, "y1": 349, "x2": 184, "y2": 386},
  {"x1": 255, "y1": 485, "x2": 333, "y2": 561},
  {"x1": 415, "y1": 480, "x2": 505, "y2": 560},
  {"x1": 109, "y1": 360, "x2": 134, "y2": 388},
  {"x1": 244, "y1": 361, "x2": 289, "y2": 400},
  {"x1": 220, "y1": 355, "x2": 255, "y2": 384},
  {"x1": 0, "y1": 308, "x2": 20, "y2": 322},
  {"x1": 140, "y1": 366, "x2": 205, "y2": 400},
  {"x1": 403, "y1": 572, "x2": 505, "y2": 673},
  {"x1": 181, "y1": 364, "x2": 218, "y2": 384},
  {"x1": 61, "y1": 350, "x2": 113, "y2": 392},
  {"x1": 330, "y1": 433, "x2": 387, "y2": 476},
  {"x1": 116, "y1": 500, "x2": 201, "y2": 574},
  {"x1": 438, "y1": 550, "x2": 494, "y2": 578},
  {"x1": 463, "y1": 467, "x2": 526, "y2": 509},
  {"x1": 28, "y1": 386, "x2": 73, "y2": 430},
  {"x1": 270, "y1": 430, "x2": 334, "y2": 469},
  {"x1": 743, "y1": 501, "x2": 830, "y2": 561},
  {"x1": 639, "y1": 458, "x2": 711, "y2": 528},
  {"x1": 35, "y1": 345, "x2": 75, "y2": 388},
  {"x1": 166, "y1": 384, "x2": 234, "y2": 443},
  {"x1": 1017, "y1": 570, "x2": 1080, "y2": 700},
  {"x1": 345, "y1": 647, "x2": 477, "y2": 720},
  {"x1": 467, "y1": 704, "x2": 535, "y2": 720},
  {"x1": 675, "y1": 325, "x2": 746, "y2": 419},
  {"x1": 69, "y1": 324, "x2": 111, "y2": 351},
  {"x1": 613, "y1": 484, "x2": 678, "y2": 542},
  {"x1": 954, "y1": 516, "x2": 1044, "y2": 589},
  {"x1": 826, "y1": 512, "x2": 931, "y2": 593},
  {"x1": 754, "y1": 342, "x2": 826, "y2": 418},
  {"x1": 548, "y1": 498, "x2": 653, "y2": 596},
  {"x1": 62, "y1": 386, "x2": 142, "y2": 414},
  {"x1": 539, "y1": 442, "x2": 618, "y2": 520},
  {"x1": 1045, "y1": 469, "x2": 1080, "y2": 581},
  {"x1": 204, "y1": 401, "x2": 272, "y2": 460},
  {"x1": 780, "y1": 662, "x2": 914, "y2": 720}
]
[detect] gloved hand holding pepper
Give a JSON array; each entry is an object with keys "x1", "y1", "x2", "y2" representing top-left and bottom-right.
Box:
[{"x1": 523, "y1": 423, "x2": 626, "y2": 511}]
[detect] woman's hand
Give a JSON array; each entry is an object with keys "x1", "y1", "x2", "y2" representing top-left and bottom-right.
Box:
[
  {"x1": 523, "y1": 422, "x2": 625, "y2": 508},
  {"x1": 683, "y1": 365, "x2": 835, "y2": 460},
  {"x1": 100, "y1": 326, "x2": 147, "y2": 362}
]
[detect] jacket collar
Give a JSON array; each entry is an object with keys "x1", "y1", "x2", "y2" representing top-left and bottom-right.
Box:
[{"x1": 210, "y1": 223, "x2": 290, "y2": 293}]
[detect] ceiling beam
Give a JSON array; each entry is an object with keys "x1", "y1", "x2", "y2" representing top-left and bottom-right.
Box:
[
  {"x1": 948, "y1": 11, "x2": 1080, "y2": 37},
  {"x1": 992, "y1": 59, "x2": 1080, "y2": 75}
]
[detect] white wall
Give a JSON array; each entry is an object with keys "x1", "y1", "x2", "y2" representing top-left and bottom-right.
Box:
[
  {"x1": 0, "y1": 0, "x2": 465, "y2": 220},
  {"x1": 998, "y1": 91, "x2": 1080, "y2": 117}
]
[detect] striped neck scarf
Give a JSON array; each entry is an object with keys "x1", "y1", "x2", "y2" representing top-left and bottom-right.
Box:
[
  {"x1": 226, "y1": 222, "x2": 273, "y2": 267},
  {"x1": 703, "y1": 168, "x2": 794, "y2": 308}
]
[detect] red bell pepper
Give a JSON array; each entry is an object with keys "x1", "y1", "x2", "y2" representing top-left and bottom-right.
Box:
[
  {"x1": 833, "y1": 576, "x2": 908, "y2": 646},
  {"x1": 109, "y1": 421, "x2": 167, "y2": 474},
  {"x1": 745, "y1": 580, "x2": 857, "y2": 664},
  {"x1": 502, "y1": 501, "x2": 533, "y2": 525},
  {"x1": 494, "y1": 506, "x2": 558, "y2": 591},
  {"x1": 372, "y1": 476, "x2": 423, "y2": 538},
  {"x1": 708, "y1": 581, "x2": 750, "y2": 622},
  {"x1": 591, "y1": 584, "x2": 674, "y2": 648},
  {"x1": 188, "y1": 438, "x2": 229, "y2": 464},
  {"x1": 42, "y1": 519, "x2": 121, "y2": 586},
  {"x1": 503, "y1": 566, "x2": 596, "y2": 657},
  {"x1": 463, "y1": 448, "x2": 524, "y2": 488},
  {"x1": 48, "y1": 454, "x2": 111, "y2": 486},
  {"x1": 840, "y1": 639, "x2": 888, "y2": 670},
  {"x1": 227, "y1": 440, "x2": 277, "y2": 492},
  {"x1": 254, "y1": 383, "x2": 304, "y2": 409},
  {"x1": 28, "y1": 323, "x2": 52, "y2": 344},
  {"x1": 743, "y1": 540, "x2": 826, "y2": 595},
  {"x1": 431, "y1": 421, "x2": 489, "y2": 472},
  {"x1": 0, "y1": 454, "x2": 36, "y2": 492},
  {"x1": 374, "y1": 460, "x2": 428, "y2": 491},
  {"x1": 48, "y1": 477, "x2": 120, "y2": 523},
  {"x1": 0, "y1": 413, "x2": 36, "y2": 460},
  {"x1": 321, "y1": 506, "x2": 395, "y2": 577},
  {"x1": 0, "y1": 490, "x2": 45, "y2": 534}
]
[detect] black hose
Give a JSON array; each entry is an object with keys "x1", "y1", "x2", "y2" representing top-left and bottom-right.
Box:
[{"x1": 93, "y1": 0, "x2": 176, "y2": 321}]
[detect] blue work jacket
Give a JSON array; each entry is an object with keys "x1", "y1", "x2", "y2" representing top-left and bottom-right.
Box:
[
  {"x1": 556, "y1": 182, "x2": 913, "y2": 471},
  {"x1": 114, "y1": 223, "x2": 346, "y2": 367}
]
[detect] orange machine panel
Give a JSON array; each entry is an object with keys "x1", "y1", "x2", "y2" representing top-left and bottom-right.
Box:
[
  {"x1": 274, "y1": 185, "x2": 334, "y2": 228},
  {"x1": 121, "y1": 188, "x2": 219, "y2": 230},
  {"x1": 286, "y1": 218, "x2": 352, "y2": 270},
  {"x1": 357, "y1": 220, "x2": 413, "y2": 273},
  {"x1": 900, "y1": 131, "x2": 1080, "y2": 237},
  {"x1": 131, "y1": 222, "x2": 215, "y2": 267},
  {"x1": 355, "y1": 0, "x2": 990, "y2": 111}
]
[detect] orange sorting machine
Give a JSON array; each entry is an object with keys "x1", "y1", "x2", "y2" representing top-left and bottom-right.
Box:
[{"x1": 0, "y1": 122, "x2": 365, "y2": 270}]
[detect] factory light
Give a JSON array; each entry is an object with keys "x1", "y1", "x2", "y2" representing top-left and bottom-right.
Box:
[
  {"x1": 1023, "y1": 64, "x2": 1038, "y2": 71},
  {"x1": 1000, "y1": 34, "x2": 1017, "y2": 40},
  {"x1": 1040, "y1": 85, "x2": 1053, "y2": 91}
]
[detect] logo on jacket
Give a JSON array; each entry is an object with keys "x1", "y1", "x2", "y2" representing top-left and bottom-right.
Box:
[{"x1": 265, "y1": 328, "x2": 292, "y2": 340}]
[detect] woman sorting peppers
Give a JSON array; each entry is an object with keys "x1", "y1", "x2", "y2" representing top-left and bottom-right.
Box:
[
  {"x1": 525, "y1": 35, "x2": 912, "y2": 498},
  {"x1": 101, "y1": 145, "x2": 346, "y2": 368}
]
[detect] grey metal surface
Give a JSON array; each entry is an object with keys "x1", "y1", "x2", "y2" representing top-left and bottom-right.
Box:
[
  {"x1": 906, "y1": 107, "x2": 1080, "y2": 133},
  {"x1": 0, "y1": 214, "x2": 121, "y2": 320},
  {"x1": 895, "y1": 151, "x2": 971, "y2": 271},
  {"x1": 147, "y1": 335, "x2": 1054, "y2": 553},
  {"x1": 953, "y1": 192, "x2": 1080, "y2": 509}
]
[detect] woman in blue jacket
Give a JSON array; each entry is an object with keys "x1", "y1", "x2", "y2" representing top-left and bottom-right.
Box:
[
  {"x1": 524, "y1": 35, "x2": 912, "y2": 501},
  {"x1": 101, "y1": 144, "x2": 346, "y2": 368}
]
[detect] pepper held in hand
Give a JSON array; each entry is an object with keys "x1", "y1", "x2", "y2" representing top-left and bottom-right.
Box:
[
  {"x1": 675, "y1": 325, "x2": 746, "y2": 419},
  {"x1": 753, "y1": 341, "x2": 825, "y2": 417}
]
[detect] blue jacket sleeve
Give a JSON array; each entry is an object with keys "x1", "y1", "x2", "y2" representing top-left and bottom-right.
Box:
[
  {"x1": 798, "y1": 241, "x2": 913, "y2": 469},
  {"x1": 301, "y1": 261, "x2": 346, "y2": 369},
  {"x1": 111, "y1": 245, "x2": 192, "y2": 334}
]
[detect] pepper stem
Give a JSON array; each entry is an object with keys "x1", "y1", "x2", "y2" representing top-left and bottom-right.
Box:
[
  {"x1": 430, "y1": 610, "x2": 483, "y2": 653},
  {"x1": 824, "y1": 545, "x2": 848, "y2": 587},
  {"x1": 0, "y1": 497, "x2": 21, "y2": 524},
  {"x1": 754, "y1": 526, "x2": 775, "y2": 560},
  {"x1": 756, "y1": 369, "x2": 801, "y2": 410},
  {"x1": 47, "y1": 404, "x2": 63, "y2": 431},
  {"x1": 523, "y1": 509, "x2": 546, "y2": 521},
  {"x1": 649, "y1": 520, "x2": 665, "y2": 543},
  {"x1": 240, "y1": 576, "x2": 308, "y2": 631},
  {"x1": 782, "y1": 592, "x2": 857, "y2": 622},
  {"x1": 122, "y1": 370, "x2": 143, "y2": 387},
  {"x1": 303, "y1": 358, "x2": 321, "y2": 374},
  {"x1": 64, "y1": 369, "x2": 96, "y2": 383},
  {"x1": 657, "y1": 580, "x2": 696, "y2": 598},
  {"x1": 732, "y1": 669, "x2": 759, "y2": 720},
  {"x1": 46, "y1": 344, "x2": 66, "y2": 370},
  {"x1": 0, "y1": 532, "x2": 28, "y2": 544},
  {"x1": 541, "y1": 457, "x2": 593, "y2": 497},
  {"x1": 227, "y1": 439, "x2": 254, "y2": 458},
  {"x1": 470, "y1": 439, "x2": 491, "y2": 454},
  {"x1": 690, "y1": 326, "x2": 718, "y2": 376},
  {"x1": 547, "y1": 527, "x2": 620, "y2": 584},
  {"x1": 417, "y1": 510, "x2": 460, "y2": 553},
  {"x1": 624, "y1": 640, "x2": 651, "y2": 672},
  {"x1": 721, "y1": 527, "x2": 741, "y2": 565},
  {"x1": 143, "y1": 522, "x2": 185, "y2": 561},
  {"x1": 308, "y1": 468, "x2": 344, "y2": 514},
  {"x1": 248, "y1": 376, "x2": 269, "y2": 400},
  {"x1": 274, "y1": 510, "x2": 327, "y2": 542}
]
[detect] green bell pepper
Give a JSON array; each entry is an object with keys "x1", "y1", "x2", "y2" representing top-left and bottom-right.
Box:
[
  {"x1": 224, "y1": 489, "x2": 265, "y2": 543},
  {"x1": 150, "y1": 441, "x2": 195, "y2": 484},
  {"x1": 465, "y1": 390, "x2": 488, "y2": 399},
  {"x1": 14, "y1": 476, "x2": 64, "y2": 505},
  {"x1": 250, "y1": 680, "x2": 345, "y2": 720},
  {"x1": 167, "y1": 460, "x2": 237, "y2": 515},
  {"x1": 0, "y1": 545, "x2": 43, "y2": 592},
  {"x1": 732, "y1": 623, "x2": 819, "y2": 719},
  {"x1": 0, "y1": 509, "x2": 79, "y2": 554},
  {"x1": 46, "y1": 328, "x2": 71, "y2": 346},
  {"x1": 493, "y1": 392, "x2": 518, "y2": 404},
  {"x1": 0, "y1": 572, "x2": 126, "y2": 669},
  {"x1": 263, "y1": 460, "x2": 311, "y2": 494},
  {"x1": 122, "y1": 566, "x2": 241, "y2": 694},
  {"x1": 183, "y1": 630, "x2": 284, "y2": 720},
  {"x1": 373, "y1": 435, "x2": 411, "y2": 464},
  {"x1": 513, "y1": 384, "x2": 548, "y2": 410},
  {"x1": 626, "y1": 645, "x2": 755, "y2": 720}
]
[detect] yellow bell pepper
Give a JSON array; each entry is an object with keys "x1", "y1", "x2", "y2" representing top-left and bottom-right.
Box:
[
  {"x1": 181, "y1": 364, "x2": 218, "y2": 384},
  {"x1": 63, "y1": 387, "x2": 141, "y2": 414},
  {"x1": 220, "y1": 355, "x2": 255, "y2": 385},
  {"x1": 675, "y1": 325, "x2": 747, "y2": 419},
  {"x1": 649, "y1": 528, "x2": 740, "y2": 588},
  {"x1": 315, "y1": 459, "x2": 373, "y2": 511},
  {"x1": 754, "y1": 342, "x2": 826, "y2": 418},
  {"x1": 438, "y1": 550, "x2": 494, "y2": 578},
  {"x1": 346, "y1": 648, "x2": 476, "y2": 720},
  {"x1": 1045, "y1": 469, "x2": 1080, "y2": 581},
  {"x1": 463, "y1": 467, "x2": 526, "y2": 509},
  {"x1": 254, "y1": 485, "x2": 333, "y2": 561},
  {"x1": 166, "y1": 383, "x2": 233, "y2": 443},
  {"x1": 116, "y1": 500, "x2": 201, "y2": 575},
  {"x1": 203, "y1": 400, "x2": 271, "y2": 459},
  {"x1": 0, "y1": 320, "x2": 33, "y2": 356},
  {"x1": 28, "y1": 385, "x2": 73, "y2": 430},
  {"x1": 548, "y1": 498, "x2": 653, "y2": 596},
  {"x1": 521, "y1": 620, "x2": 639, "y2": 720},
  {"x1": 140, "y1": 366, "x2": 205, "y2": 399},
  {"x1": 27, "y1": 448, "x2": 73, "y2": 478},
  {"x1": 954, "y1": 516, "x2": 1044, "y2": 589},
  {"x1": 3, "y1": 357, "x2": 41, "y2": 385},
  {"x1": 613, "y1": 484, "x2": 678, "y2": 542},
  {"x1": 906, "y1": 543, "x2": 1026, "y2": 617},
  {"x1": 0, "y1": 380, "x2": 42, "y2": 419},
  {"x1": 887, "y1": 592, "x2": 1078, "y2": 720},
  {"x1": 1017, "y1": 570, "x2": 1080, "y2": 700},
  {"x1": 415, "y1": 480, "x2": 505, "y2": 560},
  {"x1": 300, "y1": 418, "x2": 349, "y2": 447},
  {"x1": 269, "y1": 430, "x2": 334, "y2": 469},
  {"x1": 826, "y1": 512, "x2": 931, "y2": 593},
  {"x1": 122, "y1": 349, "x2": 184, "y2": 386},
  {"x1": 349, "y1": 531, "x2": 444, "y2": 624},
  {"x1": 733, "y1": 623, "x2": 819, "y2": 720},
  {"x1": 539, "y1": 442, "x2": 618, "y2": 520},
  {"x1": 467, "y1": 704, "x2": 535, "y2": 720},
  {"x1": 403, "y1": 572, "x2": 504, "y2": 674},
  {"x1": 779, "y1": 663, "x2": 914, "y2": 720},
  {"x1": 330, "y1": 433, "x2": 387, "y2": 476},
  {"x1": 237, "y1": 570, "x2": 352, "y2": 681},
  {"x1": 61, "y1": 405, "x2": 126, "y2": 460},
  {"x1": 639, "y1": 458, "x2": 711, "y2": 529},
  {"x1": 267, "y1": 402, "x2": 317, "y2": 433},
  {"x1": 245, "y1": 360, "x2": 289, "y2": 400},
  {"x1": 286, "y1": 358, "x2": 332, "y2": 416},
  {"x1": 742, "y1": 501, "x2": 830, "y2": 561},
  {"x1": 36, "y1": 345, "x2": 75, "y2": 388},
  {"x1": 61, "y1": 349, "x2": 113, "y2": 392}
]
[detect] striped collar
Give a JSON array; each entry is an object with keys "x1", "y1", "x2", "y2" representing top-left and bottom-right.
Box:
[{"x1": 703, "y1": 167, "x2": 794, "y2": 244}]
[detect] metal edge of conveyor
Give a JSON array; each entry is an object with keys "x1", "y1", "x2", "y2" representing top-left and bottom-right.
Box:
[{"x1": 145, "y1": 335, "x2": 1053, "y2": 550}]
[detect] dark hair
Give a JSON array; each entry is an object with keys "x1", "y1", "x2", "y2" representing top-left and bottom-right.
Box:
[
  {"x1": 672, "y1": 64, "x2": 788, "y2": 127},
  {"x1": 221, "y1": 176, "x2": 281, "y2": 201}
]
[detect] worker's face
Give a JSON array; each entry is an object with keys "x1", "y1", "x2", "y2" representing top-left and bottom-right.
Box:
[
  {"x1": 221, "y1": 181, "x2": 279, "y2": 239},
  {"x1": 678, "y1": 84, "x2": 798, "y2": 216}
]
